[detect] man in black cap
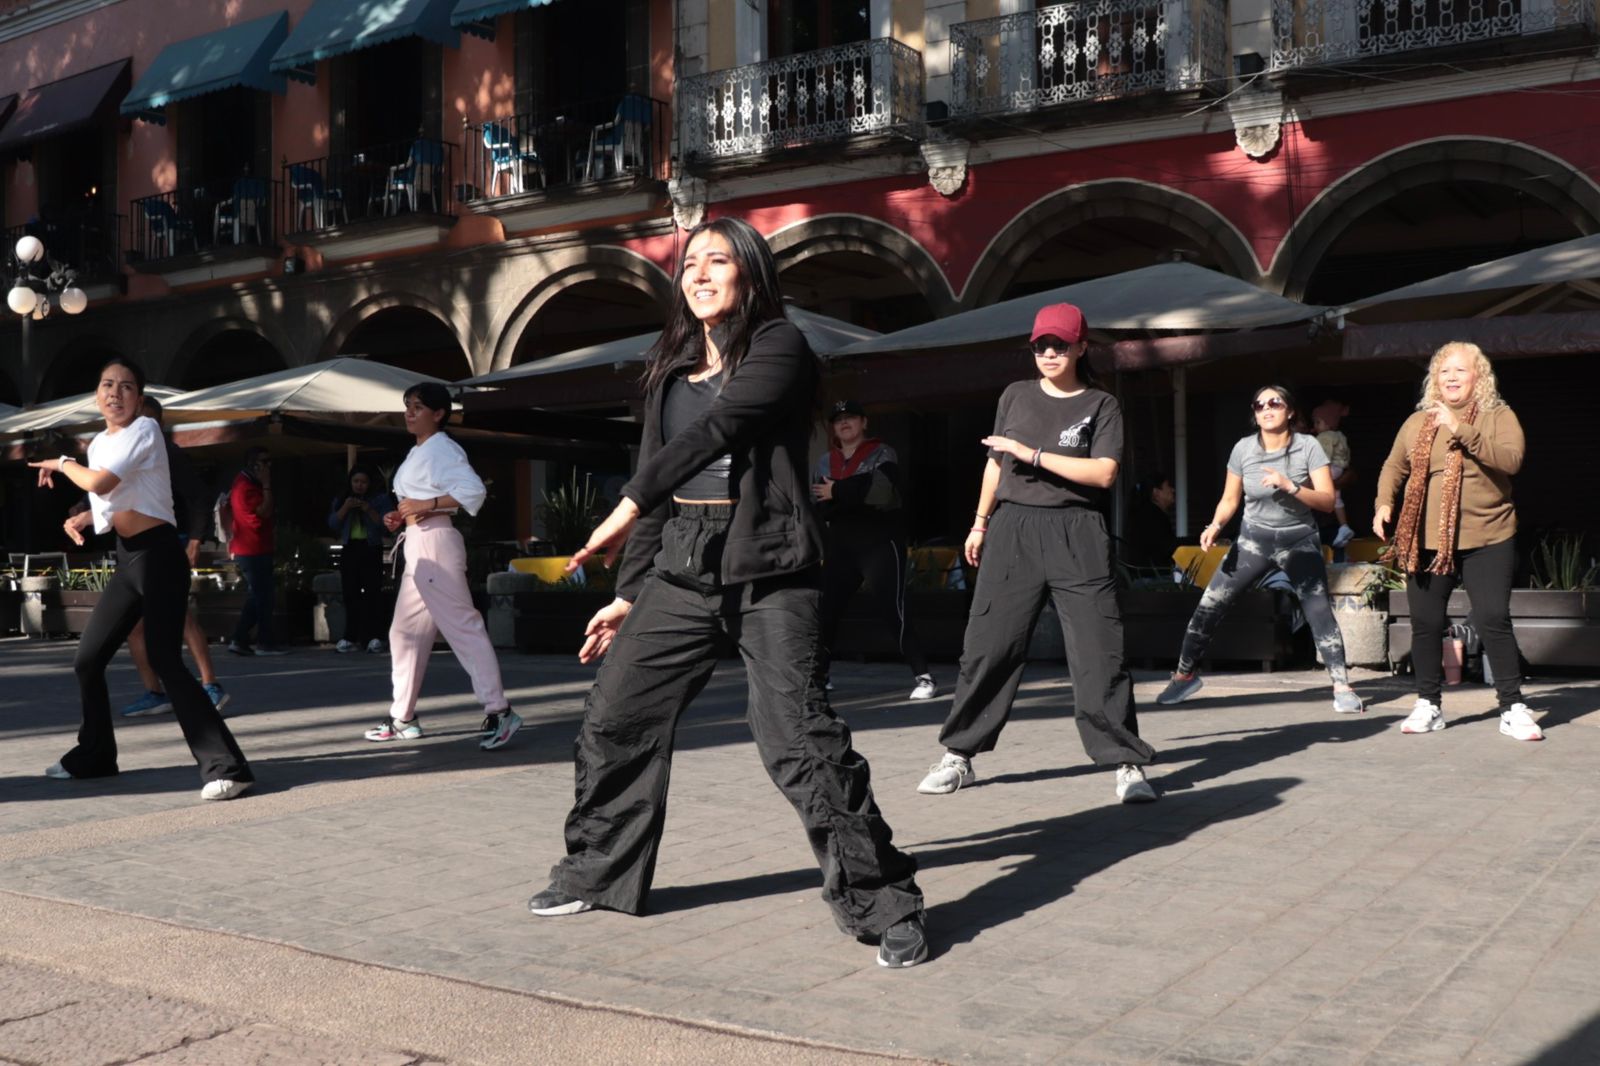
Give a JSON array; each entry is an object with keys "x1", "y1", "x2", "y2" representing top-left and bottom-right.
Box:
[{"x1": 812, "y1": 400, "x2": 935, "y2": 700}]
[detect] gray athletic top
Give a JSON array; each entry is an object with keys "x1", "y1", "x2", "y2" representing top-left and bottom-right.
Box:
[{"x1": 1227, "y1": 432, "x2": 1330, "y2": 532}]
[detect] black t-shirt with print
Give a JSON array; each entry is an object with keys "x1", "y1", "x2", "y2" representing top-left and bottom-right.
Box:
[{"x1": 990, "y1": 381, "x2": 1124, "y2": 509}]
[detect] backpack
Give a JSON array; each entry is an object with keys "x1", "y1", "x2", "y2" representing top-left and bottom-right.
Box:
[{"x1": 213, "y1": 490, "x2": 234, "y2": 544}]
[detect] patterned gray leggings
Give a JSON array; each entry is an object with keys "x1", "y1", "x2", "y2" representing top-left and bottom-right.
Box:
[{"x1": 1176, "y1": 524, "x2": 1348, "y2": 685}]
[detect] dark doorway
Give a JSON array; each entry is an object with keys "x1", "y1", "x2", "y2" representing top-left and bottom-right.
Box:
[{"x1": 340, "y1": 307, "x2": 470, "y2": 380}]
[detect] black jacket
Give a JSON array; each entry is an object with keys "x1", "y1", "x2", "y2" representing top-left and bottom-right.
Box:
[{"x1": 616, "y1": 318, "x2": 825, "y2": 601}]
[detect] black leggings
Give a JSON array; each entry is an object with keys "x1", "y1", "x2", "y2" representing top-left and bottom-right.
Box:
[
  {"x1": 1177, "y1": 524, "x2": 1348, "y2": 686},
  {"x1": 549, "y1": 505, "x2": 922, "y2": 936},
  {"x1": 61, "y1": 524, "x2": 252, "y2": 784},
  {"x1": 1406, "y1": 537, "x2": 1523, "y2": 708},
  {"x1": 819, "y1": 527, "x2": 929, "y2": 677}
]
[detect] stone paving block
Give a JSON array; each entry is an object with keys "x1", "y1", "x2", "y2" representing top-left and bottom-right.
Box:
[
  {"x1": 136, "y1": 1023, "x2": 419, "y2": 1065},
  {"x1": 0, "y1": 988, "x2": 231, "y2": 1066}
]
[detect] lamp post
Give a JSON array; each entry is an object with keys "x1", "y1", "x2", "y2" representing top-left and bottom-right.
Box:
[{"x1": 9, "y1": 235, "x2": 89, "y2": 396}]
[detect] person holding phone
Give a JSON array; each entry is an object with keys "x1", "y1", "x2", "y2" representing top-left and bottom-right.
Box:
[
  {"x1": 227, "y1": 447, "x2": 286, "y2": 656},
  {"x1": 1156, "y1": 384, "x2": 1361, "y2": 714},
  {"x1": 329, "y1": 464, "x2": 395, "y2": 654}
]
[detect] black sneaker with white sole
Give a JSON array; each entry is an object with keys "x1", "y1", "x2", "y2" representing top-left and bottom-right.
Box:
[
  {"x1": 527, "y1": 885, "x2": 593, "y2": 916},
  {"x1": 876, "y1": 913, "x2": 929, "y2": 968}
]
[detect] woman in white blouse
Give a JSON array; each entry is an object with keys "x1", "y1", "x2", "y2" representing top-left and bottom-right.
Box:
[
  {"x1": 29, "y1": 357, "x2": 254, "y2": 800},
  {"x1": 367, "y1": 382, "x2": 520, "y2": 749}
]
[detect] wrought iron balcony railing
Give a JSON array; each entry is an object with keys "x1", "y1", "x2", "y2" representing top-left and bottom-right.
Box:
[
  {"x1": 128, "y1": 178, "x2": 285, "y2": 264},
  {"x1": 282, "y1": 137, "x2": 458, "y2": 236},
  {"x1": 1271, "y1": 0, "x2": 1596, "y2": 69},
  {"x1": 462, "y1": 94, "x2": 669, "y2": 203},
  {"x1": 680, "y1": 38, "x2": 924, "y2": 161},
  {"x1": 950, "y1": 0, "x2": 1227, "y2": 117},
  {"x1": 6, "y1": 213, "x2": 124, "y2": 285}
]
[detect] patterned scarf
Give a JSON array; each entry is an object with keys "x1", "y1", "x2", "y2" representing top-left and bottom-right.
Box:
[{"x1": 1390, "y1": 402, "x2": 1478, "y2": 575}]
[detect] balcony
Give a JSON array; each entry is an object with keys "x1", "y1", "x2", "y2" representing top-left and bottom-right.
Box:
[
  {"x1": 1271, "y1": 0, "x2": 1596, "y2": 69},
  {"x1": 6, "y1": 213, "x2": 124, "y2": 289},
  {"x1": 282, "y1": 137, "x2": 459, "y2": 260},
  {"x1": 462, "y1": 94, "x2": 669, "y2": 209},
  {"x1": 950, "y1": 0, "x2": 1227, "y2": 118},
  {"x1": 680, "y1": 38, "x2": 924, "y2": 163},
  {"x1": 128, "y1": 179, "x2": 285, "y2": 282}
]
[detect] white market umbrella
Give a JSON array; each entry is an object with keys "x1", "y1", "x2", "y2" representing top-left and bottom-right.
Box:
[
  {"x1": 0, "y1": 385, "x2": 184, "y2": 439},
  {"x1": 161, "y1": 357, "x2": 458, "y2": 424}
]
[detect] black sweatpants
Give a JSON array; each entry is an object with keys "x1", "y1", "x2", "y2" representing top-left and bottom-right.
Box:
[
  {"x1": 1176, "y1": 523, "x2": 1348, "y2": 686},
  {"x1": 819, "y1": 525, "x2": 929, "y2": 677},
  {"x1": 340, "y1": 541, "x2": 386, "y2": 645},
  {"x1": 62, "y1": 524, "x2": 253, "y2": 784},
  {"x1": 1406, "y1": 537, "x2": 1524, "y2": 709},
  {"x1": 549, "y1": 505, "x2": 923, "y2": 937},
  {"x1": 938, "y1": 504, "x2": 1154, "y2": 766}
]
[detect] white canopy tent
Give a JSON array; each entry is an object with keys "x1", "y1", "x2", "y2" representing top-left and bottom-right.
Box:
[
  {"x1": 0, "y1": 385, "x2": 185, "y2": 439},
  {"x1": 1341, "y1": 232, "x2": 1600, "y2": 322},
  {"x1": 462, "y1": 306, "x2": 881, "y2": 386},
  {"x1": 161, "y1": 358, "x2": 455, "y2": 424}
]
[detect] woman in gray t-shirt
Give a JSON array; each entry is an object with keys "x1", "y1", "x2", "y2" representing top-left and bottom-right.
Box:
[{"x1": 1156, "y1": 384, "x2": 1362, "y2": 714}]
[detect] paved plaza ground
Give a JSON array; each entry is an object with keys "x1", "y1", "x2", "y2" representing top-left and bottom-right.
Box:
[{"x1": 2, "y1": 637, "x2": 1599, "y2": 1065}]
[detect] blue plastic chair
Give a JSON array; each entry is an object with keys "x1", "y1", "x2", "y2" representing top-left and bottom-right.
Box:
[
  {"x1": 483, "y1": 121, "x2": 544, "y2": 196},
  {"x1": 583, "y1": 94, "x2": 652, "y2": 181},
  {"x1": 387, "y1": 139, "x2": 445, "y2": 214},
  {"x1": 141, "y1": 199, "x2": 195, "y2": 257},
  {"x1": 288, "y1": 164, "x2": 345, "y2": 230},
  {"x1": 214, "y1": 177, "x2": 269, "y2": 245}
]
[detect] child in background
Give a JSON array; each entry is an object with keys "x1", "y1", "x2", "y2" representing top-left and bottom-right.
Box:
[{"x1": 1313, "y1": 399, "x2": 1355, "y2": 548}]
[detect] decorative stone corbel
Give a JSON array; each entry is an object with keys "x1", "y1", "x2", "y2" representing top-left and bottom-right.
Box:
[
  {"x1": 668, "y1": 176, "x2": 708, "y2": 231},
  {"x1": 1227, "y1": 88, "x2": 1285, "y2": 160},
  {"x1": 920, "y1": 137, "x2": 971, "y2": 198}
]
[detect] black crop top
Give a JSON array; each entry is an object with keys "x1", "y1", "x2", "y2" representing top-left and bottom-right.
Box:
[{"x1": 661, "y1": 369, "x2": 735, "y2": 500}]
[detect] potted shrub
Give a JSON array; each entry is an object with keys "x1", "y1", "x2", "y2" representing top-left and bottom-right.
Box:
[
  {"x1": 59, "y1": 563, "x2": 116, "y2": 635},
  {"x1": 1319, "y1": 560, "x2": 1401, "y2": 668}
]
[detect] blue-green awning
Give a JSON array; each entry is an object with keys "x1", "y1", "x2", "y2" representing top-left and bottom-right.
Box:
[
  {"x1": 270, "y1": 0, "x2": 459, "y2": 84},
  {"x1": 121, "y1": 13, "x2": 289, "y2": 123},
  {"x1": 449, "y1": 0, "x2": 553, "y2": 41}
]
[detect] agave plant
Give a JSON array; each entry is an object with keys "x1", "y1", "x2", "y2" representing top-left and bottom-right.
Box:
[
  {"x1": 1530, "y1": 533, "x2": 1598, "y2": 591},
  {"x1": 538, "y1": 471, "x2": 604, "y2": 555}
]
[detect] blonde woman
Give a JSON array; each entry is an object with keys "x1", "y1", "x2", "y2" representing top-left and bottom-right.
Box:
[{"x1": 1374, "y1": 342, "x2": 1536, "y2": 740}]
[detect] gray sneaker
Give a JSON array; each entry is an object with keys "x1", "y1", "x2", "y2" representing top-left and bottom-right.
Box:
[
  {"x1": 917, "y1": 752, "x2": 974, "y2": 795},
  {"x1": 1115, "y1": 764, "x2": 1157, "y2": 803},
  {"x1": 1156, "y1": 673, "x2": 1203, "y2": 705},
  {"x1": 1332, "y1": 688, "x2": 1365, "y2": 714}
]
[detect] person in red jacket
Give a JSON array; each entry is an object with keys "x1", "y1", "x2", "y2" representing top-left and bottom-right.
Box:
[{"x1": 227, "y1": 447, "x2": 285, "y2": 655}]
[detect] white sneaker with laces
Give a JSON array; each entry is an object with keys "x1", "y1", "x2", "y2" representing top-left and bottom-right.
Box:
[
  {"x1": 1499, "y1": 703, "x2": 1543, "y2": 742},
  {"x1": 908, "y1": 674, "x2": 936, "y2": 700},
  {"x1": 44, "y1": 762, "x2": 72, "y2": 780},
  {"x1": 200, "y1": 778, "x2": 252, "y2": 801},
  {"x1": 1115, "y1": 764, "x2": 1157, "y2": 803},
  {"x1": 916, "y1": 752, "x2": 974, "y2": 795},
  {"x1": 1399, "y1": 698, "x2": 1445, "y2": 734}
]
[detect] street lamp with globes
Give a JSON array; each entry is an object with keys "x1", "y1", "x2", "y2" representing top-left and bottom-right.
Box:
[{"x1": 8, "y1": 235, "x2": 88, "y2": 390}]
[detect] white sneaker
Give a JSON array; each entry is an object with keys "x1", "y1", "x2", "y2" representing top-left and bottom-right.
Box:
[
  {"x1": 1115, "y1": 764, "x2": 1157, "y2": 803},
  {"x1": 917, "y1": 752, "x2": 974, "y2": 795},
  {"x1": 367, "y1": 638, "x2": 385, "y2": 654},
  {"x1": 908, "y1": 674, "x2": 937, "y2": 701},
  {"x1": 334, "y1": 639, "x2": 357, "y2": 653},
  {"x1": 1499, "y1": 703, "x2": 1543, "y2": 742},
  {"x1": 200, "y1": 778, "x2": 253, "y2": 801},
  {"x1": 44, "y1": 762, "x2": 72, "y2": 780},
  {"x1": 1399, "y1": 698, "x2": 1445, "y2": 734}
]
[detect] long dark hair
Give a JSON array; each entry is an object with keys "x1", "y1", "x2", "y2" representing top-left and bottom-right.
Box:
[
  {"x1": 1250, "y1": 383, "x2": 1299, "y2": 448},
  {"x1": 642, "y1": 217, "x2": 788, "y2": 397}
]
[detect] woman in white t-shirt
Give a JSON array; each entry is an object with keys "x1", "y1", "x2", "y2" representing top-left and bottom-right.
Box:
[
  {"x1": 363, "y1": 381, "x2": 520, "y2": 750},
  {"x1": 29, "y1": 357, "x2": 254, "y2": 801},
  {"x1": 1156, "y1": 384, "x2": 1361, "y2": 714}
]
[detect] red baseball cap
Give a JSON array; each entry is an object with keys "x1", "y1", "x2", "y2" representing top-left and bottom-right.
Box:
[{"x1": 1031, "y1": 303, "x2": 1087, "y2": 344}]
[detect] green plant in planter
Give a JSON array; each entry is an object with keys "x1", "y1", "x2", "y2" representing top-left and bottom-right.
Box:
[
  {"x1": 60, "y1": 563, "x2": 116, "y2": 591},
  {"x1": 538, "y1": 472, "x2": 604, "y2": 555},
  {"x1": 1530, "y1": 532, "x2": 1598, "y2": 591},
  {"x1": 1361, "y1": 557, "x2": 1407, "y2": 609}
]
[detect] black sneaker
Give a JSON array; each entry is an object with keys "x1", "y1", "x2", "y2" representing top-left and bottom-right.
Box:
[
  {"x1": 528, "y1": 885, "x2": 593, "y2": 917},
  {"x1": 876, "y1": 914, "x2": 928, "y2": 968}
]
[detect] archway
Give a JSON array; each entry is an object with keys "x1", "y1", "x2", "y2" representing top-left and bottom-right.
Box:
[
  {"x1": 768, "y1": 215, "x2": 953, "y2": 329},
  {"x1": 37, "y1": 338, "x2": 127, "y2": 400},
  {"x1": 964, "y1": 180, "x2": 1261, "y2": 306},
  {"x1": 509, "y1": 279, "x2": 665, "y2": 365},
  {"x1": 338, "y1": 306, "x2": 472, "y2": 381},
  {"x1": 1274, "y1": 139, "x2": 1600, "y2": 301},
  {"x1": 174, "y1": 328, "x2": 289, "y2": 390}
]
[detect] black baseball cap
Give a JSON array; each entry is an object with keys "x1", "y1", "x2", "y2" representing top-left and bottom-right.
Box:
[{"x1": 829, "y1": 399, "x2": 866, "y2": 421}]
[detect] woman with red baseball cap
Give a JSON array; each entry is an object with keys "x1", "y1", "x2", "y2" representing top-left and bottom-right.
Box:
[{"x1": 917, "y1": 303, "x2": 1158, "y2": 803}]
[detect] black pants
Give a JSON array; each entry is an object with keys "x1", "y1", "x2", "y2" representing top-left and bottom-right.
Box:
[
  {"x1": 1407, "y1": 537, "x2": 1524, "y2": 708},
  {"x1": 550, "y1": 505, "x2": 923, "y2": 936},
  {"x1": 62, "y1": 524, "x2": 253, "y2": 783},
  {"x1": 1177, "y1": 524, "x2": 1348, "y2": 686},
  {"x1": 340, "y1": 541, "x2": 386, "y2": 644},
  {"x1": 819, "y1": 526, "x2": 929, "y2": 677},
  {"x1": 231, "y1": 553, "x2": 275, "y2": 647},
  {"x1": 938, "y1": 504, "x2": 1154, "y2": 767}
]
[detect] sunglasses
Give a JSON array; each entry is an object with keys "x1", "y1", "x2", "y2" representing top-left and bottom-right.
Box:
[
  {"x1": 1030, "y1": 338, "x2": 1075, "y2": 356},
  {"x1": 1251, "y1": 397, "x2": 1287, "y2": 412}
]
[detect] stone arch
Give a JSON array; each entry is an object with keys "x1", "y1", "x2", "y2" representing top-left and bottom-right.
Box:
[
  {"x1": 36, "y1": 335, "x2": 129, "y2": 400},
  {"x1": 165, "y1": 317, "x2": 291, "y2": 389},
  {"x1": 1271, "y1": 137, "x2": 1600, "y2": 300},
  {"x1": 489, "y1": 245, "x2": 673, "y2": 372},
  {"x1": 766, "y1": 214, "x2": 958, "y2": 320},
  {"x1": 319, "y1": 291, "x2": 475, "y2": 374},
  {"x1": 963, "y1": 180, "x2": 1262, "y2": 307}
]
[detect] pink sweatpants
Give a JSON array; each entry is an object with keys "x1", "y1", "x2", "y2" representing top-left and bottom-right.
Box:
[{"x1": 388, "y1": 516, "x2": 507, "y2": 719}]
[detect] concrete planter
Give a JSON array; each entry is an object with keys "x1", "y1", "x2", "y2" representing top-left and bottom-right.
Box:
[
  {"x1": 834, "y1": 589, "x2": 973, "y2": 662},
  {"x1": 1119, "y1": 587, "x2": 1295, "y2": 672},
  {"x1": 313, "y1": 572, "x2": 343, "y2": 644},
  {"x1": 0, "y1": 585, "x2": 22, "y2": 636},
  {"x1": 21, "y1": 575, "x2": 65, "y2": 638},
  {"x1": 1388, "y1": 586, "x2": 1600, "y2": 669},
  {"x1": 1319, "y1": 563, "x2": 1390, "y2": 668}
]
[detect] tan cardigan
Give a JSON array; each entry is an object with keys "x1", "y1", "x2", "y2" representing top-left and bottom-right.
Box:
[{"x1": 1375, "y1": 405, "x2": 1524, "y2": 551}]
